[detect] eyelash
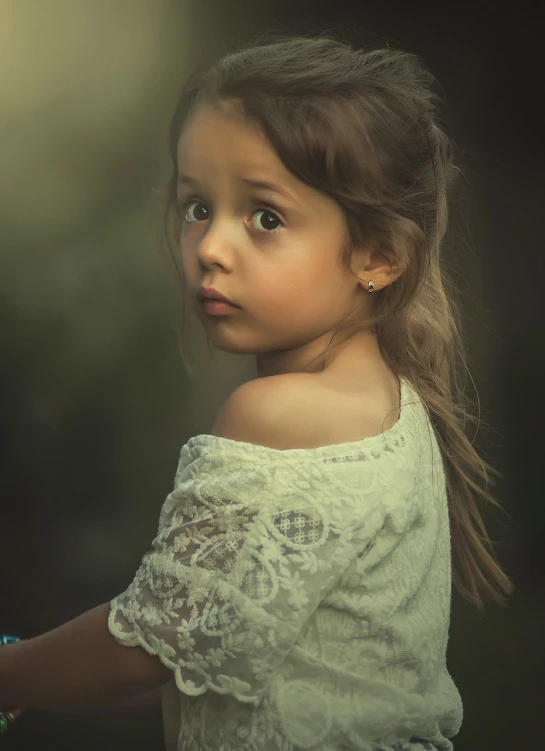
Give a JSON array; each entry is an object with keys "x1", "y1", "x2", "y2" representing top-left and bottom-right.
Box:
[{"x1": 177, "y1": 197, "x2": 285, "y2": 235}]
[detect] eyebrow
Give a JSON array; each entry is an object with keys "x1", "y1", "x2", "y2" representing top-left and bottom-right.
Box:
[{"x1": 177, "y1": 173, "x2": 299, "y2": 205}]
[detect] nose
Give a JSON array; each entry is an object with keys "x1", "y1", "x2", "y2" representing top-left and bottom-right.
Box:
[{"x1": 196, "y1": 217, "x2": 237, "y2": 271}]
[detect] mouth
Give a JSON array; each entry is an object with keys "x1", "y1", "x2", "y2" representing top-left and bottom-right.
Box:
[
  {"x1": 200, "y1": 297, "x2": 241, "y2": 316},
  {"x1": 198, "y1": 287, "x2": 239, "y2": 307},
  {"x1": 200, "y1": 296, "x2": 239, "y2": 306}
]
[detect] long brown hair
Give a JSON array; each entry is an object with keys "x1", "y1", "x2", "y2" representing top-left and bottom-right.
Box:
[{"x1": 159, "y1": 31, "x2": 515, "y2": 612}]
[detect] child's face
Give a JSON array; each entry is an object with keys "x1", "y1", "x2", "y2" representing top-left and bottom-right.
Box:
[{"x1": 176, "y1": 100, "x2": 371, "y2": 377}]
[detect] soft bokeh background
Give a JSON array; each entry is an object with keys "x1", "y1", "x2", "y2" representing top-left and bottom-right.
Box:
[{"x1": 1, "y1": 1, "x2": 542, "y2": 749}]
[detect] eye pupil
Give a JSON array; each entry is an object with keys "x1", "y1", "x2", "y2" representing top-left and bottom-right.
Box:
[
  {"x1": 193, "y1": 204, "x2": 209, "y2": 221},
  {"x1": 260, "y1": 211, "x2": 280, "y2": 231}
]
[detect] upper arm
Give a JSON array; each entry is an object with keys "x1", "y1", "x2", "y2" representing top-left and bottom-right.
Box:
[{"x1": 210, "y1": 376, "x2": 304, "y2": 450}]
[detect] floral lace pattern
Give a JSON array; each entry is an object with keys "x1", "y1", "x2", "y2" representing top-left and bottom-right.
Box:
[{"x1": 109, "y1": 379, "x2": 463, "y2": 750}]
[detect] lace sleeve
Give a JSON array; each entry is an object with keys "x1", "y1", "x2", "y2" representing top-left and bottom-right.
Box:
[{"x1": 107, "y1": 439, "x2": 402, "y2": 705}]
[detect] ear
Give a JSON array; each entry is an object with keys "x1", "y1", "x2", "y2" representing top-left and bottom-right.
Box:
[{"x1": 350, "y1": 241, "x2": 403, "y2": 292}]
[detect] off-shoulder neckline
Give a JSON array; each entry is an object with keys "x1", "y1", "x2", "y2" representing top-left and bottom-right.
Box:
[{"x1": 184, "y1": 378, "x2": 422, "y2": 458}]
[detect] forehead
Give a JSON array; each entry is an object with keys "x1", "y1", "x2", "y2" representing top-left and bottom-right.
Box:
[{"x1": 176, "y1": 101, "x2": 288, "y2": 180}]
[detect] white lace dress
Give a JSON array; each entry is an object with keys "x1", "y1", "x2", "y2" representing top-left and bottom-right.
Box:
[{"x1": 108, "y1": 378, "x2": 463, "y2": 750}]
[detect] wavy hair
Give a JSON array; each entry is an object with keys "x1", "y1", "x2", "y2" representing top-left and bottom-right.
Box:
[{"x1": 159, "y1": 31, "x2": 514, "y2": 612}]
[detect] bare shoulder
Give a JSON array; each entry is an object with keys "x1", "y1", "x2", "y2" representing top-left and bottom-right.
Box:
[
  {"x1": 210, "y1": 371, "x2": 400, "y2": 450},
  {"x1": 209, "y1": 374, "x2": 314, "y2": 450}
]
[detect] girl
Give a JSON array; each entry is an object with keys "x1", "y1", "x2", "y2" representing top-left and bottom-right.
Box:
[{"x1": 0, "y1": 32, "x2": 514, "y2": 751}]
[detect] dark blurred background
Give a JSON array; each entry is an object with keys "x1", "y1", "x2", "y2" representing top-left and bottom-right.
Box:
[{"x1": 1, "y1": 1, "x2": 543, "y2": 749}]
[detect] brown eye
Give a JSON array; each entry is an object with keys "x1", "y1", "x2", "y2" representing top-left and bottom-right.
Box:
[
  {"x1": 251, "y1": 209, "x2": 283, "y2": 234},
  {"x1": 179, "y1": 200, "x2": 284, "y2": 234},
  {"x1": 182, "y1": 200, "x2": 209, "y2": 223}
]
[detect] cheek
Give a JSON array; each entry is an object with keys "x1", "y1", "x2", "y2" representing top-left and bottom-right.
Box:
[
  {"x1": 259, "y1": 277, "x2": 331, "y2": 329},
  {"x1": 258, "y1": 268, "x2": 308, "y2": 310}
]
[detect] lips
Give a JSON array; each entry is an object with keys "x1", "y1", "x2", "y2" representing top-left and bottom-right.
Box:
[
  {"x1": 199, "y1": 287, "x2": 238, "y2": 306},
  {"x1": 205, "y1": 296, "x2": 235, "y2": 305},
  {"x1": 203, "y1": 298, "x2": 238, "y2": 308}
]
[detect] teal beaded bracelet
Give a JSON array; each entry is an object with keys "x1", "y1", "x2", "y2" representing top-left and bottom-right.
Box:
[{"x1": 0, "y1": 635, "x2": 22, "y2": 733}]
